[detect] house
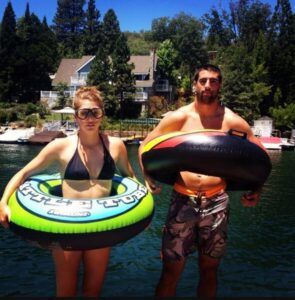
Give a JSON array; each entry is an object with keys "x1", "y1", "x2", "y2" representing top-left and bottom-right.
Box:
[{"x1": 40, "y1": 50, "x2": 171, "y2": 112}]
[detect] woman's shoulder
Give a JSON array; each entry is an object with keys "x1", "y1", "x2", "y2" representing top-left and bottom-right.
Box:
[
  {"x1": 46, "y1": 135, "x2": 76, "y2": 150},
  {"x1": 104, "y1": 134, "x2": 124, "y2": 146}
]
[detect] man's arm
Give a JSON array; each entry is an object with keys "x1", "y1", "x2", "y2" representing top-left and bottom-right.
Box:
[{"x1": 225, "y1": 109, "x2": 268, "y2": 206}]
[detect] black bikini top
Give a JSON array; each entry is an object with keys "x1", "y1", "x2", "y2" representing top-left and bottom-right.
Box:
[{"x1": 64, "y1": 134, "x2": 115, "y2": 180}]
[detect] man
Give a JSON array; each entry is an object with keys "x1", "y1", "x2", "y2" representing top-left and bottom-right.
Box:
[{"x1": 138, "y1": 64, "x2": 264, "y2": 297}]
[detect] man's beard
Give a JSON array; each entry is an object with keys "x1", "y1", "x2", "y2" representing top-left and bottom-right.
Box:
[{"x1": 196, "y1": 91, "x2": 219, "y2": 104}]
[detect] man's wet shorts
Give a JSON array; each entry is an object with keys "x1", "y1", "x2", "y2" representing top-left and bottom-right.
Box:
[{"x1": 161, "y1": 189, "x2": 229, "y2": 261}]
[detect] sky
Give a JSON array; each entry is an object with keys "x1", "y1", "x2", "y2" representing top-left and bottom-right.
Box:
[{"x1": 0, "y1": 0, "x2": 294, "y2": 32}]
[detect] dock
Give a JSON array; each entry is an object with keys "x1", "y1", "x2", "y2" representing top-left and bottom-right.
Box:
[{"x1": 28, "y1": 130, "x2": 67, "y2": 144}]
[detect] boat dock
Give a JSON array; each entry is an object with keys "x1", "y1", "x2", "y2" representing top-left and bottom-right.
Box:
[{"x1": 28, "y1": 131, "x2": 67, "y2": 144}]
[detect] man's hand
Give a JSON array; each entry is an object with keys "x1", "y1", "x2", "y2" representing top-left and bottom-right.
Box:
[{"x1": 240, "y1": 188, "x2": 262, "y2": 207}]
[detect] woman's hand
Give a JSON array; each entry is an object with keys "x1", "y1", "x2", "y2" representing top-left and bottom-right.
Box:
[{"x1": 0, "y1": 202, "x2": 11, "y2": 228}]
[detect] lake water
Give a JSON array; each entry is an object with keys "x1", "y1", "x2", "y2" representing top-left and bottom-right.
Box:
[{"x1": 0, "y1": 144, "x2": 294, "y2": 297}]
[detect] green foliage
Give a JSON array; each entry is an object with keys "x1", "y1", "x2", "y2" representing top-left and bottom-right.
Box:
[
  {"x1": 24, "y1": 114, "x2": 39, "y2": 127},
  {"x1": 52, "y1": 0, "x2": 86, "y2": 57},
  {"x1": 148, "y1": 96, "x2": 169, "y2": 118},
  {"x1": 270, "y1": 103, "x2": 295, "y2": 131},
  {"x1": 54, "y1": 83, "x2": 71, "y2": 108},
  {"x1": 0, "y1": 108, "x2": 17, "y2": 123},
  {"x1": 267, "y1": 0, "x2": 295, "y2": 105},
  {"x1": 125, "y1": 31, "x2": 158, "y2": 55},
  {"x1": 0, "y1": 2, "x2": 19, "y2": 102},
  {"x1": 150, "y1": 13, "x2": 208, "y2": 79},
  {"x1": 102, "y1": 9, "x2": 121, "y2": 55},
  {"x1": 82, "y1": 0, "x2": 102, "y2": 55},
  {"x1": 202, "y1": 8, "x2": 233, "y2": 49},
  {"x1": 156, "y1": 39, "x2": 178, "y2": 84},
  {"x1": 0, "y1": 0, "x2": 294, "y2": 124}
]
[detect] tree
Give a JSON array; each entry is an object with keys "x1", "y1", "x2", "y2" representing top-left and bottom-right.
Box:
[
  {"x1": 203, "y1": 8, "x2": 233, "y2": 49},
  {"x1": 82, "y1": 0, "x2": 102, "y2": 55},
  {"x1": 150, "y1": 17, "x2": 171, "y2": 42},
  {"x1": 0, "y1": 2, "x2": 19, "y2": 102},
  {"x1": 52, "y1": 0, "x2": 86, "y2": 57},
  {"x1": 15, "y1": 4, "x2": 54, "y2": 103},
  {"x1": 219, "y1": 42, "x2": 267, "y2": 123},
  {"x1": 156, "y1": 39, "x2": 178, "y2": 84},
  {"x1": 125, "y1": 31, "x2": 158, "y2": 55},
  {"x1": 267, "y1": 0, "x2": 295, "y2": 106},
  {"x1": 229, "y1": 0, "x2": 272, "y2": 49},
  {"x1": 270, "y1": 103, "x2": 295, "y2": 131},
  {"x1": 169, "y1": 13, "x2": 208, "y2": 79},
  {"x1": 87, "y1": 46, "x2": 114, "y2": 115},
  {"x1": 102, "y1": 9, "x2": 121, "y2": 55},
  {"x1": 111, "y1": 33, "x2": 135, "y2": 118}
]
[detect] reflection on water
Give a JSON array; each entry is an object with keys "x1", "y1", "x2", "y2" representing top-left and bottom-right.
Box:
[{"x1": 0, "y1": 145, "x2": 294, "y2": 297}]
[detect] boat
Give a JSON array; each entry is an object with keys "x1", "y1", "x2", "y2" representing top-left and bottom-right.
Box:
[
  {"x1": 280, "y1": 138, "x2": 295, "y2": 151},
  {"x1": 258, "y1": 136, "x2": 295, "y2": 151},
  {"x1": 0, "y1": 128, "x2": 35, "y2": 144},
  {"x1": 258, "y1": 136, "x2": 282, "y2": 150}
]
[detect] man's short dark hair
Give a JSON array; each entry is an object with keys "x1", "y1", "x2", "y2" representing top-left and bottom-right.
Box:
[{"x1": 193, "y1": 64, "x2": 222, "y2": 83}]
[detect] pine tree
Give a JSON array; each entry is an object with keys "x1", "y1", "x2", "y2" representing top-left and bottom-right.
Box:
[
  {"x1": 203, "y1": 8, "x2": 233, "y2": 49},
  {"x1": 87, "y1": 46, "x2": 115, "y2": 114},
  {"x1": 16, "y1": 4, "x2": 56, "y2": 102},
  {"x1": 0, "y1": 2, "x2": 19, "y2": 102},
  {"x1": 52, "y1": 0, "x2": 86, "y2": 57},
  {"x1": 82, "y1": 0, "x2": 102, "y2": 55},
  {"x1": 111, "y1": 33, "x2": 135, "y2": 117},
  {"x1": 102, "y1": 9, "x2": 121, "y2": 55}
]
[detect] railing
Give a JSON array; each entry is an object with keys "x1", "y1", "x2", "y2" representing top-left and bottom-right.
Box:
[
  {"x1": 122, "y1": 92, "x2": 148, "y2": 102},
  {"x1": 70, "y1": 74, "x2": 88, "y2": 86},
  {"x1": 40, "y1": 91, "x2": 75, "y2": 99},
  {"x1": 40, "y1": 91, "x2": 76, "y2": 108}
]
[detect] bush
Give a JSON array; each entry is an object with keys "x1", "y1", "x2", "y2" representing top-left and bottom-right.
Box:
[
  {"x1": 24, "y1": 114, "x2": 39, "y2": 127},
  {"x1": 148, "y1": 96, "x2": 169, "y2": 118}
]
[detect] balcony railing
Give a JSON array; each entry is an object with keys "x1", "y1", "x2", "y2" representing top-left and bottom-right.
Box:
[
  {"x1": 123, "y1": 92, "x2": 148, "y2": 102},
  {"x1": 70, "y1": 74, "x2": 88, "y2": 86},
  {"x1": 40, "y1": 91, "x2": 75, "y2": 99},
  {"x1": 40, "y1": 91, "x2": 76, "y2": 108}
]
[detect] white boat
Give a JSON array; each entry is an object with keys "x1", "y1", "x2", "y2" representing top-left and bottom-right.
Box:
[
  {"x1": 258, "y1": 136, "x2": 295, "y2": 151},
  {"x1": 0, "y1": 128, "x2": 35, "y2": 144},
  {"x1": 280, "y1": 138, "x2": 295, "y2": 151}
]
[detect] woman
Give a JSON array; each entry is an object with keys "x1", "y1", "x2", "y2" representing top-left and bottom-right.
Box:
[{"x1": 0, "y1": 86, "x2": 135, "y2": 297}]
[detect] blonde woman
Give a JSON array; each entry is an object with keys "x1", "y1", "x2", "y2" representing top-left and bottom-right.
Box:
[{"x1": 0, "y1": 86, "x2": 134, "y2": 297}]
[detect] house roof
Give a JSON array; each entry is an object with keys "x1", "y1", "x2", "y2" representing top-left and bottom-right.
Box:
[
  {"x1": 130, "y1": 55, "x2": 154, "y2": 74},
  {"x1": 52, "y1": 56, "x2": 94, "y2": 86},
  {"x1": 52, "y1": 53, "x2": 158, "y2": 87}
]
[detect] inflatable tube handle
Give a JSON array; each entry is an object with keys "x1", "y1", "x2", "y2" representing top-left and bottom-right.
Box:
[{"x1": 228, "y1": 129, "x2": 247, "y2": 139}]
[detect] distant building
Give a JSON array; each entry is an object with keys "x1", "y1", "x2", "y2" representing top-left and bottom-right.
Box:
[
  {"x1": 40, "y1": 50, "x2": 170, "y2": 112},
  {"x1": 252, "y1": 116, "x2": 273, "y2": 137}
]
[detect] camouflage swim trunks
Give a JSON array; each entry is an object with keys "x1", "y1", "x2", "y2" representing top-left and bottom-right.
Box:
[{"x1": 161, "y1": 189, "x2": 229, "y2": 261}]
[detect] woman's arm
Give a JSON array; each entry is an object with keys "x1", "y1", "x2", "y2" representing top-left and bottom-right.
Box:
[
  {"x1": 109, "y1": 137, "x2": 134, "y2": 178},
  {"x1": 0, "y1": 139, "x2": 63, "y2": 227}
]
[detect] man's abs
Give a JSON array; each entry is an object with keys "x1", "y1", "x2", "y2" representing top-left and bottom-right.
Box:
[{"x1": 176, "y1": 171, "x2": 225, "y2": 192}]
